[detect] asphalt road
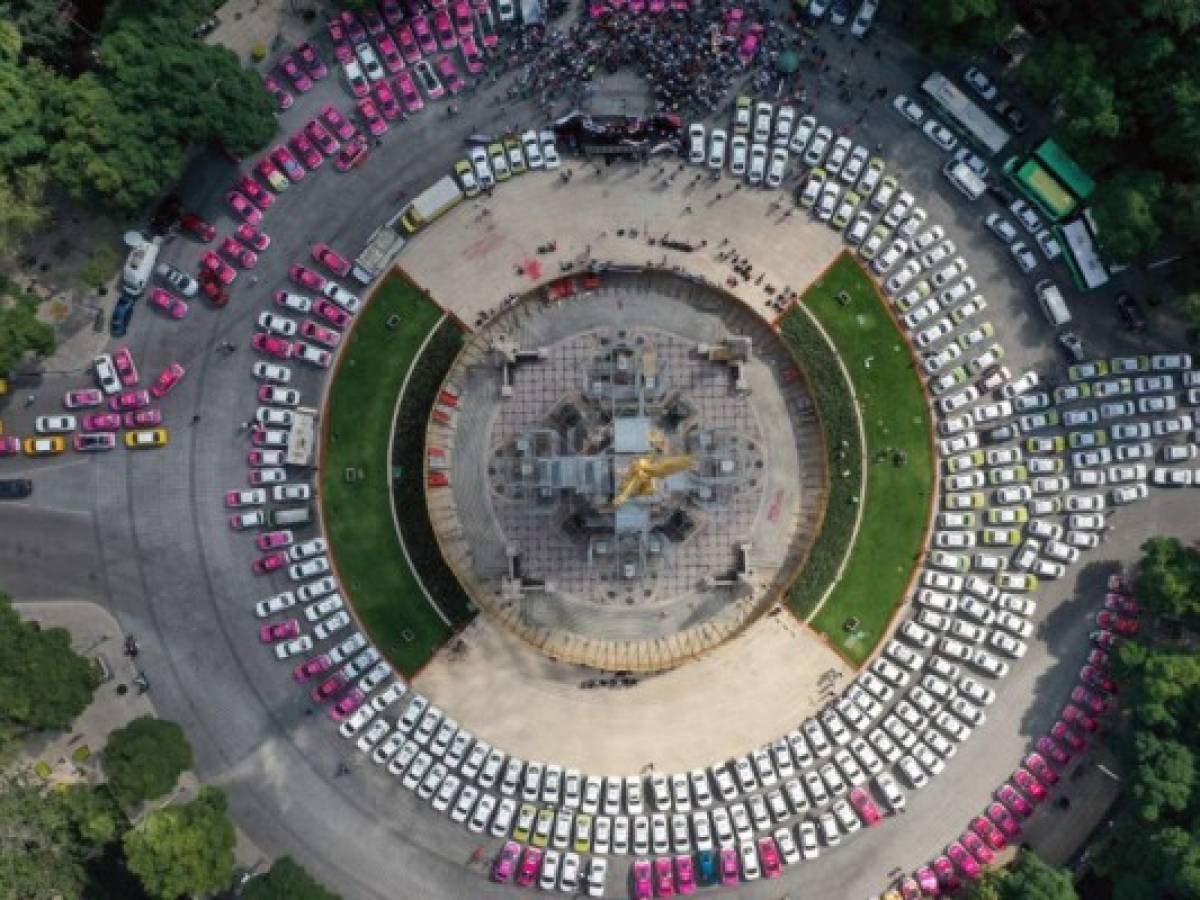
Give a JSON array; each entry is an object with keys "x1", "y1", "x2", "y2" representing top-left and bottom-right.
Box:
[{"x1": 2, "y1": 10, "x2": 1196, "y2": 900}]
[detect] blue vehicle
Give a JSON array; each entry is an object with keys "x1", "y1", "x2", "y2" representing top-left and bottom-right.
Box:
[
  {"x1": 696, "y1": 849, "x2": 718, "y2": 886},
  {"x1": 110, "y1": 293, "x2": 136, "y2": 337}
]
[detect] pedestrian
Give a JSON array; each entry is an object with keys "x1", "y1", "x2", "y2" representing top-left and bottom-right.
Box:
[
  {"x1": 191, "y1": 414, "x2": 201, "y2": 425},
  {"x1": 24, "y1": 394, "x2": 35, "y2": 407}
]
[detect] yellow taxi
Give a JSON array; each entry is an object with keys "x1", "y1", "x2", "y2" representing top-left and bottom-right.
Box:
[
  {"x1": 24, "y1": 435, "x2": 66, "y2": 456},
  {"x1": 125, "y1": 428, "x2": 169, "y2": 449}
]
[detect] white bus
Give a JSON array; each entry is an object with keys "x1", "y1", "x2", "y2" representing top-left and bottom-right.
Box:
[{"x1": 921, "y1": 73, "x2": 1011, "y2": 156}]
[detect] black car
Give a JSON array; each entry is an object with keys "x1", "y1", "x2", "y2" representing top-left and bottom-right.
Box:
[
  {"x1": 1116, "y1": 292, "x2": 1147, "y2": 330},
  {"x1": 987, "y1": 182, "x2": 1015, "y2": 205},
  {"x1": 0, "y1": 479, "x2": 32, "y2": 500},
  {"x1": 110, "y1": 292, "x2": 136, "y2": 337}
]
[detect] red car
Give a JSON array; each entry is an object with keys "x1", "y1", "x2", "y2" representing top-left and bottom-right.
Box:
[
  {"x1": 452, "y1": 0, "x2": 474, "y2": 34},
  {"x1": 340, "y1": 9, "x2": 366, "y2": 43},
  {"x1": 376, "y1": 32, "x2": 405, "y2": 72},
  {"x1": 960, "y1": 830, "x2": 995, "y2": 865},
  {"x1": 654, "y1": 856, "x2": 674, "y2": 896},
  {"x1": 263, "y1": 74, "x2": 294, "y2": 110},
  {"x1": 1025, "y1": 751, "x2": 1060, "y2": 785},
  {"x1": 491, "y1": 840, "x2": 520, "y2": 883},
  {"x1": 849, "y1": 787, "x2": 883, "y2": 826},
  {"x1": 237, "y1": 175, "x2": 274, "y2": 210},
  {"x1": 1097, "y1": 611, "x2": 1138, "y2": 635},
  {"x1": 201, "y1": 275, "x2": 229, "y2": 307},
  {"x1": 1013, "y1": 767, "x2": 1049, "y2": 803},
  {"x1": 373, "y1": 81, "x2": 403, "y2": 120},
  {"x1": 279, "y1": 54, "x2": 313, "y2": 92},
  {"x1": 718, "y1": 847, "x2": 738, "y2": 886},
  {"x1": 293, "y1": 654, "x2": 333, "y2": 683},
  {"x1": 253, "y1": 551, "x2": 288, "y2": 575},
  {"x1": 290, "y1": 265, "x2": 327, "y2": 292},
  {"x1": 357, "y1": 97, "x2": 388, "y2": 135},
  {"x1": 758, "y1": 837, "x2": 782, "y2": 879},
  {"x1": 259, "y1": 618, "x2": 299, "y2": 642},
  {"x1": 933, "y1": 855, "x2": 961, "y2": 893},
  {"x1": 313, "y1": 298, "x2": 351, "y2": 328},
  {"x1": 515, "y1": 847, "x2": 542, "y2": 888},
  {"x1": 236, "y1": 223, "x2": 271, "y2": 252},
  {"x1": 150, "y1": 287, "x2": 188, "y2": 319},
  {"x1": 1108, "y1": 572, "x2": 1131, "y2": 593},
  {"x1": 1104, "y1": 593, "x2": 1140, "y2": 615},
  {"x1": 150, "y1": 362, "x2": 185, "y2": 398},
  {"x1": 329, "y1": 689, "x2": 366, "y2": 721},
  {"x1": 64, "y1": 388, "x2": 104, "y2": 409},
  {"x1": 109, "y1": 389, "x2": 150, "y2": 412},
  {"x1": 395, "y1": 24, "x2": 422, "y2": 63},
  {"x1": 1081, "y1": 664, "x2": 1118, "y2": 694},
  {"x1": 82, "y1": 413, "x2": 122, "y2": 431},
  {"x1": 255, "y1": 156, "x2": 290, "y2": 192},
  {"x1": 1090, "y1": 629, "x2": 1118, "y2": 650},
  {"x1": 296, "y1": 41, "x2": 328, "y2": 79},
  {"x1": 1037, "y1": 735, "x2": 1071, "y2": 766},
  {"x1": 253, "y1": 333, "x2": 295, "y2": 359},
  {"x1": 311, "y1": 672, "x2": 349, "y2": 703},
  {"x1": 915, "y1": 866, "x2": 939, "y2": 897},
  {"x1": 256, "y1": 530, "x2": 294, "y2": 551},
  {"x1": 113, "y1": 346, "x2": 138, "y2": 385},
  {"x1": 395, "y1": 71, "x2": 424, "y2": 112},
  {"x1": 947, "y1": 841, "x2": 981, "y2": 880},
  {"x1": 435, "y1": 54, "x2": 464, "y2": 94},
  {"x1": 1052, "y1": 720, "x2": 1088, "y2": 751},
  {"x1": 674, "y1": 854, "x2": 696, "y2": 894},
  {"x1": 312, "y1": 243, "x2": 352, "y2": 277},
  {"x1": 301, "y1": 320, "x2": 341, "y2": 348},
  {"x1": 320, "y1": 104, "x2": 357, "y2": 142},
  {"x1": 1071, "y1": 685, "x2": 1110, "y2": 715},
  {"x1": 335, "y1": 137, "x2": 369, "y2": 172},
  {"x1": 411, "y1": 14, "x2": 437, "y2": 54},
  {"x1": 201, "y1": 251, "x2": 236, "y2": 284},
  {"x1": 226, "y1": 191, "x2": 262, "y2": 225},
  {"x1": 181, "y1": 212, "x2": 216, "y2": 242},
  {"x1": 433, "y1": 9, "x2": 457, "y2": 48},
  {"x1": 123, "y1": 409, "x2": 162, "y2": 428},
  {"x1": 305, "y1": 118, "x2": 340, "y2": 156},
  {"x1": 459, "y1": 34, "x2": 484, "y2": 74},
  {"x1": 220, "y1": 236, "x2": 257, "y2": 269},
  {"x1": 289, "y1": 130, "x2": 324, "y2": 169},
  {"x1": 971, "y1": 815, "x2": 1006, "y2": 851},
  {"x1": 986, "y1": 802, "x2": 1022, "y2": 838},
  {"x1": 1087, "y1": 646, "x2": 1110, "y2": 667},
  {"x1": 997, "y1": 784, "x2": 1035, "y2": 819},
  {"x1": 477, "y1": 5, "x2": 498, "y2": 47},
  {"x1": 271, "y1": 145, "x2": 306, "y2": 182},
  {"x1": 898, "y1": 876, "x2": 922, "y2": 900},
  {"x1": 327, "y1": 18, "x2": 352, "y2": 63}
]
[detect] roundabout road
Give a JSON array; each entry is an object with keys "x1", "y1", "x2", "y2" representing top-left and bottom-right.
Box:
[{"x1": 3, "y1": 16, "x2": 1198, "y2": 900}]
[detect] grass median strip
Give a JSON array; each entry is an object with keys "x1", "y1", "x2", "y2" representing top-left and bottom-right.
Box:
[
  {"x1": 785, "y1": 254, "x2": 934, "y2": 665},
  {"x1": 321, "y1": 274, "x2": 464, "y2": 675}
]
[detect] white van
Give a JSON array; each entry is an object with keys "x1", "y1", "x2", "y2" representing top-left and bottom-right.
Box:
[
  {"x1": 1035, "y1": 279, "x2": 1072, "y2": 326},
  {"x1": 122, "y1": 236, "x2": 162, "y2": 297},
  {"x1": 942, "y1": 161, "x2": 987, "y2": 200},
  {"x1": 270, "y1": 505, "x2": 312, "y2": 527}
]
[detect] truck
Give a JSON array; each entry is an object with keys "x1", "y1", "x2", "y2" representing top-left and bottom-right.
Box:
[
  {"x1": 122, "y1": 235, "x2": 162, "y2": 297},
  {"x1": 350, "y1": 211, "x2": 407, "y2": 285},
  {"x1": 398, "y1": 175, "x2": 464, "y2": 235}
]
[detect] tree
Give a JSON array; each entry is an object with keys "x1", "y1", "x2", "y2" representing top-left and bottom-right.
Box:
[
  {"x1": 908, "y1": 0, "x2": 1014, "y2": 57},
  {"x1": 0, "y1": 777, "x2": 126, "y2": 900},
  {"x1": 1089, "y1": 169, "x2": 1166, "y2": 264},
  {"x1": 1136, "y1": 536, "x2": 1200, "y2": 627},
  {"x1": 0, "y1": 169, "x2": 48, "y2": 264},
  {"x1": 122, "y1": 786, "x2": 235, "y2": 900},
  {"x1": 1128, "y1": 732, "x2": 1195, "y2": 822},
  {"x1": 0, "y1": 592, "x2": 98, "y2": 733},
  {"x1": 242, "y1": 856, "x2": 342, "y2": 900},
  {"x1": 102, "y1": 717, "x2": 194, "y2": 807},
  {"x1": 964, "y1": 850, "x2": 1077, "y2": 900}
]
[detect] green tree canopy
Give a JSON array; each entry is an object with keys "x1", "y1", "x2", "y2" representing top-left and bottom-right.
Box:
[
  {"x1": 964, "y1": 850, "x2": 1078, "y2": 900},
  {"x1": 122, "y1": 786, "x2": 235, "y2": 900},
  {"x1": 1089, "y1": 169, "x2": 1165, "y2": 264},
  {"x1": 0, "y1": 593, "x2": 98, "y2": 732},
  {"x1": 1129, "y1": 732, "x2": 1196, "y2": 822},
  {"x1": 242, "y1": 856, "x2": 342, "y2": 900},
  {"x1": 102, "y1": 716, "x2": 194, "y2": 807},
  {"x1": 0, "y1": 777, "x2": 126, "y2": 900},
  {"x1": 909, "y1": 0, "x2": 1014, "y2": 57},
  {"x1": 1136, "y1": 536, "x2": 1200, "y2": 628}
]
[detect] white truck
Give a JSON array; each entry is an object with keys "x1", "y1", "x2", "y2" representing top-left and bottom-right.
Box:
[
  {"x1": 399, "y1": 175, "x2": 464, "y2": 235},
  {"x1": 122, "y1": 235, "x2": 163, "y2": 297}
]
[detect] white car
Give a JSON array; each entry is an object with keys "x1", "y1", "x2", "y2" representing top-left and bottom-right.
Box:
[
  {"x1": 708, "y1": 128, "x2": 728, "y2": 169},
  {"x1": 752, "y1": 101, "x2": 773, "y2": 143},
  {"x1": 825, "y1": 136, "x2": 852, "y2": 176},
  {"x1": 35, "y1": 415, "x2": 76, "y2": 434},
  {"x1": 842, "y1": 145, "x2": 869, "y2": 183},
  {"x1": 804, "y1": 126, "x2": 833, "y2": 167},
  {"x1": 748, "y1": 143, "x2": 768, "y2": 185},
  {"x1": 687, "y1": 123, "x2": 706, "y2": 163},
  {"x1": 765, "y1": 148, "x2": 789, "y2": 189},
  {"x1": 893, "y1": 94, "x2": 925, "y2": 125},
  {"x1": 817, "y1": 180, "x2": 841, "y2": 221},
  {"x1": 773, "y1": 105, "x2": 795, "y2": 148},
  {"x1": 93, "y1": 354, "x2": 121, "y2": 394},
  {"x1": 964, "y1": 67, "x2": 998, "y2": 101},
  {"x1": 520, "y1": 130, "x2": 544, "y2": 169},
  {"x1": 846, "y1": 210, "x2": 873, "y2": 245},
  {"x1": 931, "y1": 258, "x2": 969, "y2": 288},
  {"x1": 1011, "y1": 199, "x2": 1042, "y2": 233},
  {"x1": 354, "y1": 43, "x2": 385, "y2": 81},
  {"x1": 729, "y1": 135, "x2": 749, "y2": 176},
  {"x1": 469, "y1": 147, "x2": 494, "y2": 189},
  {"x1": 872, "y1": 238, "x2": 910, "y2": 274},
  {"x1": 985, "y1": 212, "x2": 1018, "y2": 242},
  {"x1": 788, "y1": 115, "x2": 817, "y2": 155},
  {"x1": 922, "y1": 118, "x2": 958, "y2": 151},
  {"x1": 1011, "y1": 241, "x2": 1038, "y2": 273}
]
